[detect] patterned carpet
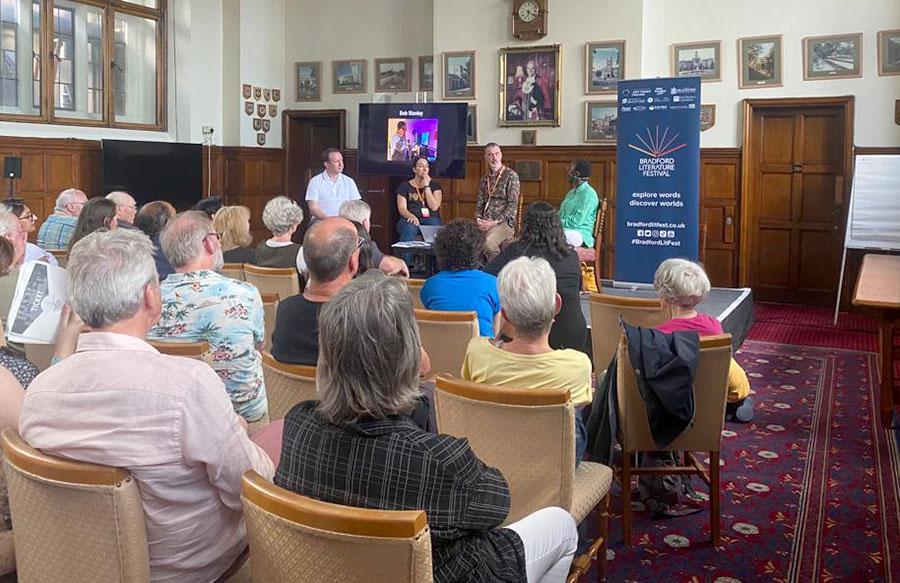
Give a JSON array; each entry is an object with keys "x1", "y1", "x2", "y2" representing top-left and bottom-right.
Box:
[{"x1": 601, "y1": 336, "x2": 900, "y2": 581}]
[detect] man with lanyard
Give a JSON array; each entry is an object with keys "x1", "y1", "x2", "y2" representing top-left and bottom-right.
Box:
[
  {"x1": 559, "y1": 159, "x2": 600, "y2": 248},
  {"x1": 475, "y1": 143, "x2": 521, "y2": 261},
  {"x1": 305, "y1": 148, "x2": 362, "y2": 222}
]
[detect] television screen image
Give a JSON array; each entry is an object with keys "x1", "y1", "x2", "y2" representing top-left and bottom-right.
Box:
[{"x1": 387, "y1": 117, "x2": 438, "y2": 162}]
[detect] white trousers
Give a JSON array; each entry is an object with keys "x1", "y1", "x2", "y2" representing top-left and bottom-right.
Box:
[
  {"x1": 563, "y1": 229, "x2": 584, "y2": 248},
  {"x1": 506, "y1": 506, "x2": 578, "y2": 583}
]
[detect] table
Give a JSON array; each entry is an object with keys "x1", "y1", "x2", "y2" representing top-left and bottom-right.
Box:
[
  {"x1": 852, "y1": 254, "x2": 900, "y2": 428},
  {"x1": 391, "y1": 242, "x2": 437, "y2": 277}
]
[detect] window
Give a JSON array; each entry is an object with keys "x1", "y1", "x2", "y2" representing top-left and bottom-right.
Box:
[{"x1": 0, "y1": 0, "x2": 164, "y2": 129}]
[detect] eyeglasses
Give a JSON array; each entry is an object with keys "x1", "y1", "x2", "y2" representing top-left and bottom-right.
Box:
[
  {"x1": 206, "y1": 232, "x2": 222, "y2": 241},
  {"x1": 19, "y1": 213, "x2": 36, "y2": 222},
  {"x1": 355, "y1": 237, "x2": 365, "y2": 250}
]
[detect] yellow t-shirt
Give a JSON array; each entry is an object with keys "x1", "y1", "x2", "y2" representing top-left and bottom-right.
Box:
[
  {"x1": 728, "y1": 358, "x2": 751, "y2": 403},
  {"x1": 460, "y1": 337, "x2": 593, "y2": 406}
]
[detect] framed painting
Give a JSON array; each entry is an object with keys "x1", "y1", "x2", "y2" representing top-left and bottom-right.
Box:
[
  {"x1": 295, "y1": 61, "x2": 321, "y2": 101},
  {"x1": 877, "y1": 29, "x2": 900, "y2": 76},
  {"x1": 585, "y1": 40, "x2": 625, "y2": 93},
  {"x1": 419, "y1": 55, "x2": 433, "y2": 92},
  {"x1": 466, "y1": 104, "x2": 478, "y2": 143},
  {"x1": 803, "y1": 33, "x2": 862, "y2": 80},
  {"x1": 499, "y1": 44, "x2": 561, "y2": 127},
  {"x1": 374, "y1": 57, "x2": 413, "y2": 92},
  {"x1": 332, "y1": 60, "x2": 367, "y2": 94},
  {"x1": 672, "y1": 40, "x2": 721, "y2": 82},
  {"x1": 738, "y1": 35, "x2": 783, "y2": 89},
  {"x1": 443, "y1": 50, "x2": 476, "y2": 100},
  {"x1": 584, "y1": 101, "x2": 617, "y2": 143}
]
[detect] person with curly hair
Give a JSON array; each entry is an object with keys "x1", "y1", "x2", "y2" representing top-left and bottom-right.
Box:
[
  {"x1": 420, "y1": 218, "x2": 499, "y2": 337},
  {"x1": 485, "y1": 201, "x2": 589, "y2": 354},
  {"x1": 256, "y1": 196, "x2": 304, "y2": 268}
]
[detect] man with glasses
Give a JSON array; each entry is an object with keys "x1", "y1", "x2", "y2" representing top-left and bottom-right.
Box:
[
  {"x1": 106, "y1": 191, "x2": 139, "y2": 229},
  {"x1": 37, "y1": 188, "x2": 87, "y2": 250},
  {"x1": 147, "y1": 211, "x2": 269, "y2": 432}
]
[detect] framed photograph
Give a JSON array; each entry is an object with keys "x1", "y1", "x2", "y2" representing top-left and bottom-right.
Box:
[
  {"x1": 699, "y1": 104, "x2": 716, "y2": 132},
  {"x1": 738, "y1": 35, "x2": 783, "y2": 89},
  {"x1": 332, "y1": 60, "x2": 367, "y2": 94},
  {"x1": 499, "y1": 44, "x2": 561, "y2": 127},
  {"x1": 466, "y1": 105, "x2": 478, "y2": 144},
  {"x1": 672, "y1": 40, "x2": 721, "y2": 82},
  {"x1": 294, "y1": 61, "x2": 321, "y2": 101},
  {"x1": 803, "y1": 33, "x2": 862, "y2": 80},
  {"x1": 443, "y1": 50, "x2": 476, "y2": 100},
  {"x1": 584, "y1": 101, "x2": 617, "y2": 143},
  {"x1": 521, "y1": 129, "x2": 536, "y2": 146},
  {"x1": 419, "y1": 56, "x2": 433, "y2": 92},
  {"x1": 374, "y1": 57, "x2": 412, "y2": 93},
  {"x1": 877, "y1": 29, "x2": 900, "y2": 76},
  {"x1": 585, "y1": 40, "x2": 625, "y2": 94},
  {"x1": 515, "y1": 160, "x2": 542, "y2": 182}
]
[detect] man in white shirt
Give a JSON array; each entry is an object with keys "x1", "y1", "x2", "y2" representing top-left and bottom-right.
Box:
[
  {"x1": 19, "y1": 228, "x2": 274, "y2": 583},
  {"x1": 305, "y1": 147, "x2": 361, "y2": 220}
]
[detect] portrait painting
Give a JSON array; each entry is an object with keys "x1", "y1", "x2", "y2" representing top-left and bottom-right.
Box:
[
  {"x1": 375, "y1": 57, "x2": 412, "y2": 93},
  {"x1": 443, "y1": 51, "x2": 476, "y2": 100},
  {"x1": 804, "y1": 34, "x2": 862, "y2": 80},
  {"x1": 499, "y1": 44, "x2": 561, "y2": 127},
  {"x1": 333, "y1": 60, "x2": 367, "y2": 94},
  {"x1": 877, "y1": 30, "x2": 900, "y2": 76},
  {"x1": 739, "y1": 35, "x2": 782, "y2": 88},
  {"x1": 672, "y1": 40, "x2": 721, "y2": 82},
  {"x1": 295, "y1": 61, "x2": 321, "y2": 101},
  {"x1": 585, "y1": 41, "x2": 625, "y2": 94},
  {"x1": 584, "y1": 101, "x2": 617, "y2": 143},
  {"x1": 419, "y1": 55, "x2": 433, "y2": 92}
]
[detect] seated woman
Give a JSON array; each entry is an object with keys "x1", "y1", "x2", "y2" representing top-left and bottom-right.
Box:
[
  {"x1": 395, "y1": 156, "x2": 443, "y2": 242},
  {"x1": 420, "y1": 219, "x2": 499, "y2": 337},
  {"x1": 255, "y1": 196, "x2": 303, "y2": 268},
  {"x1": 275, "y1": 272, "x2": 578, "y2": 583},
  {"x1": 485, "y1": 201, "x2": 589, "y2": 354},
  {"x1": 68, "y1": 197, "x2": 117, "y2": 251},
  {"x1": 653, "y1": 258, "x2": 754, "y2": 422},
  {"x1": 6, "y1": 200, "x2": 57, "y2": 266},
  {"x1": 463, "y1": 257, "x2": 592, "y2": 462},
  {"x1": 214, "y1": 205, "x2": 257, "y2": 264}
]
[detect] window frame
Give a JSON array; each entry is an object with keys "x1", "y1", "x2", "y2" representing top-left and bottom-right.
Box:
[{"x1": 0, "y1": 0, "x2": 166, "y2": 130}]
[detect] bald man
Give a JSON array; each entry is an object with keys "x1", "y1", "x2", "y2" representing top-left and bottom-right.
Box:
[
  {"x1": 106, "y1": 191, "x2": 138, "y2": 229},
  {"x1": 270, "y1": 218, "x2": 360, "y2": 365}
]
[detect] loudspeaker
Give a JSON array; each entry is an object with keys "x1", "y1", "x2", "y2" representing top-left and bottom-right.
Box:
[{"x1": 3, "y1": 157, "x2": 21, "y2": 180}]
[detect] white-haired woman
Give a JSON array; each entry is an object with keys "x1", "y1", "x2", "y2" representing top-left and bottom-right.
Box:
[
  {"x1": 275, "y1": 271, "x2": 578, "y2": 583},
  {"x1": 462, "y1": 256, "x2": 592, "y2": 462},
  {"x1": 654, "y1": 258, "x2": 754, "y2": 422},
  {"x1": 255, "y1": 196, "x2": 304, "y2": 268}
]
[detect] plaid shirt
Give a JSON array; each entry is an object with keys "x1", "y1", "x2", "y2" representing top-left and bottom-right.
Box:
[
  {"x1": 36, "y1": 214, "x2": 77, "y2": 250},
  {"x1": 476, "y1": 166, "x2": 520, "y2": 229},
  {"x1": 275, "y1": 401, "x2": 526, "y2": 583}
]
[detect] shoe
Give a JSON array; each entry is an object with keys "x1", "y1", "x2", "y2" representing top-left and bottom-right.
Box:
[{"x1": 729, "y1": 396, "x2": 755, "y2": 423}]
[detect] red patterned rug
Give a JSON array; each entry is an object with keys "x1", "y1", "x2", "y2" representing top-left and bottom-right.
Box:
[{"x1": 600, "y1": 340, "x2": 900, "y2": 581}]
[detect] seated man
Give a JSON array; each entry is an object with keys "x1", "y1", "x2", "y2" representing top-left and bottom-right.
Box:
[
  {"x1": 271, "y1": 217, "x2": 359, "y2": 365},
  {"x1": 276, "y1": 271, "x2": 577, "y2": 583},
  {"x1": 37, "y1": 188, "x2": 87, "y2": 250},
  {"x1": 148, "y1": 211, "x2": 269, "y2": 428},
  {"x1": 338, "y1": 199, "x2": 409, "y2": 277},
  {"x1": 19, "y1": 229, "x2": 273, "y2": 582},
  {"x1": 106, "y1": 191, "x2": 139, "y2": 229},
  {"x1": 134, "y1": 200, "x2": 176, "y2": 281},
  {"x1": 462, "y1": 256, "x2": 592, "y2": 462}
]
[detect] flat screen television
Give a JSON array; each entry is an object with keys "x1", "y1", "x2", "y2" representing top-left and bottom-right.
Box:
[
  {"x1": 358, "y1": 103, "x2": 468, "y2": 178},
  {"x1": 101, "y1": 140, "x2": 203, "y2": 210}
]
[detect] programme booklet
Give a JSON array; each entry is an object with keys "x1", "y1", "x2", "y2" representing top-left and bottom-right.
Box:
[{"x1": 6, "y1": 261, "x2": 68, "y2": 345}]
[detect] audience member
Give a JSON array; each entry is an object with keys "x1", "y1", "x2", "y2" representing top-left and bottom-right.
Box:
[
  {"x1": 0, "y1": 235, "x2": 40, "y2": 387},
  {"x1": 256, "y1": 196, "x2": 303, "y2": 268},
  {"x1": 0, "y1": 365, "x2": 23, "y2": 534},
  {"x1": 215, "y1": 205, "x2": 257, "y2": 264},
  {"x1": 6, "y1": 199, "x2": 57, "y2": 265},
  {"x1": 420, "y1": 218, "x2": 500, "y2": 337},
  {"x1": 305, "y1": 148, "x2": 361, "y2": 221},
  {"x1": 475, "y1": 143, "x2": 520, "y2": 261},
  {"x1": 148, "y1": 211, "x2": 268, "y2": 429},
  {"x1": 485, "y1": 201, "x2": 589, "y2": 354},
  {"x1": 463, "y1": 257, "x2": 592, "y2": 462},
  {"x1": 19, "y1": 228, "x2": 274, "y2": 582},
  {"x1": 654, "y1": 258, "x2": 754, "y2": 422},
  {"x1": 351, "y1": 221, "x2": 376, "y2": 274},
  {"x1": 67, "y1": 197, "x2": 118, "y2": 251},
  {"x1": 396, "y1": 155, "x2": 443, "y2": 241},
  {"x1": 275, "y1": 272, "x2": 577, "y2": 583},
  {"x1": 192, "y1": 196, "x2": 224, "y2": 219},
  {"x1": 106, "y1": 191, "x2": 139, "y2": 229},
  {"x1": 270, "y1": 217, "x2": 359, "y2": 365},
  {"x1": 0, "y1": 208, "x2": 27, "y2": 333},
  {"x1": 339, "y1": 199, "x2": 409, "y2": 277},
  {"x1": 37, "y1": 188, "x2": 87, "y2": 250},
  {"x1": 559, "y1": 160, "x2": 600, "y2": 248},
  {"x1": 135, "y1": 200, "x2": 176, "y2": 281}
]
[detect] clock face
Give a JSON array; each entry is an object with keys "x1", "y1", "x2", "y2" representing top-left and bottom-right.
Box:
[{"x1": 517, "y1": 0, "x2": 540, "y2": 23}]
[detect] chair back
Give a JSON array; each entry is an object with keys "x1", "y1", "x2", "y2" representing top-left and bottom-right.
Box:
[
  {"x1": 588, "y1": 293, "x2": 666, "y2": 369},
  {"x1": 617, "y1": 334, "x2": 732, "y2": 452},
  {"x1": 261, "y1": 352, "x2": 317, "y2": 421},
  {"x1": 147, "y1": 339, "x2": 210, "y2": 360},
  {"x1": 414, "y1": 310, "x2": 479, "y2": 378},
  {"x1": 48, "y1": 249, "x2": 67, "y2": 268},
  {"x1": 406, "y1": 278, "x2": 425, "y2": 309},
  {"x1": 260, "y1": 293, "x2": 280, "y2": 353},
  {"x1": 0, "y1": 428, "x2": 150, "y2": 582},
  {"x1": 241, "y1": 471, "x2": 432, "y2": 583},
  {"x1": 433, "y1": 375, "x2": 574, "y2": 524},
  {"x1": 244, "y1": 264, "x2": 300, "y2": 300},
  {"x1": 221, "y1": 263, "x2": 246, "y2": 281},
  {"x1": 0, "y1": 467, "x2": 14, "y2": 576},
  {"x1": 592, "y1": 199, "x2": 608, "y2": 283}
]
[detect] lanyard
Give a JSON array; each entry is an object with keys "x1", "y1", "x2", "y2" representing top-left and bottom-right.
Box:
[{"x1": 484, "y1": 166, "x2": 506, "y2": 211}]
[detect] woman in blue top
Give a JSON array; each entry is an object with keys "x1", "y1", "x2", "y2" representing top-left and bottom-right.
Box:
[{"x1": 420, "y1": 218, "x2": 500, "y2": 337}]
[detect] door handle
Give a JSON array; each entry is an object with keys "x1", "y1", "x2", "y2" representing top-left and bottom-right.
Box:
[{"x1": 791, "y1": 164, "x2": 802, "y2": 173}]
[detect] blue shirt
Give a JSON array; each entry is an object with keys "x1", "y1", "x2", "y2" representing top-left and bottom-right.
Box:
[
  {"x1": 420, "y1": 269, "x2": 500, "y2": 337},
  {"x1": 37, "y1": 214, "x2": 77, "y2": 250}
]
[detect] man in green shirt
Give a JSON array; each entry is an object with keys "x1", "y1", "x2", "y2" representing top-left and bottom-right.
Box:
[{"x1": 559, "y1": 159, "x2": 600, "y2": 248}]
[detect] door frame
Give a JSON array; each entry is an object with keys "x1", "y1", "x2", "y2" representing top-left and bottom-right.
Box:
[
  {"x1": 281, "y1": 109, "x2": 347, "y2": 200},
  {"x1": 738, "y1": 96, "x2": 854, "y2": 288}
]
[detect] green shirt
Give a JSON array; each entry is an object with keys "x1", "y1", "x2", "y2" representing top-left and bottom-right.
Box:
[{"x1": 559, "y1": 181, "x2": 600, "y2": 247}]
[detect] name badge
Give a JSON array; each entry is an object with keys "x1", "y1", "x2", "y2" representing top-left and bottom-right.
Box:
[{"x1": 421, "y1": 207, "x2": 430, "y2": 218}]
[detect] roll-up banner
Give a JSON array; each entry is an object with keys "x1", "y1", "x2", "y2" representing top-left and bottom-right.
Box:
[{"x1": 614, "y1": 76, "x2": 701, "y2": 283}]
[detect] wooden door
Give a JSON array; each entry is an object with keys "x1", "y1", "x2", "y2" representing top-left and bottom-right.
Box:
[{"x1": 742, "y1": 99, "x2": 852, "y2": 305}]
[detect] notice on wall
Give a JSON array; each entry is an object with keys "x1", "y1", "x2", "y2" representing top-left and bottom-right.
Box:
[{"x1": 614, "y1": 76, "x2": 701, "y2": 283}]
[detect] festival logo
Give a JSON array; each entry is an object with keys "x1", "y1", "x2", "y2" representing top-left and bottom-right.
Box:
[{"x1": 628, "y1": 125, "x2": 687, "y2": 178}]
